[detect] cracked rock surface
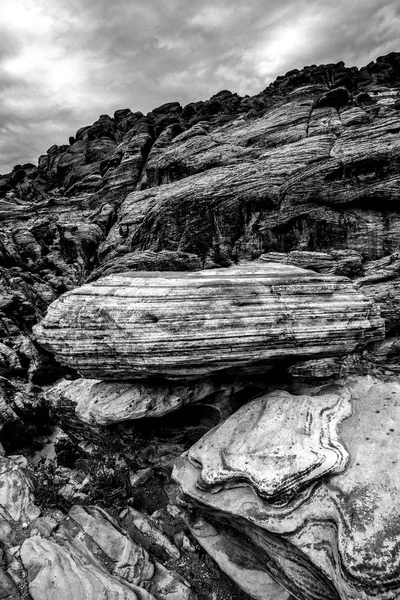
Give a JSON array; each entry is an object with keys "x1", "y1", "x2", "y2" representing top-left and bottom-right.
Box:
[{"x1": 1, "y1": 52, "x2": 400, "y2": 600}]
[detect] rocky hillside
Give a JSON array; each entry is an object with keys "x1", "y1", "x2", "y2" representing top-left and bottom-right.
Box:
[{"x1": 1, "y1": 52, "x2": 400, "y2": 600}]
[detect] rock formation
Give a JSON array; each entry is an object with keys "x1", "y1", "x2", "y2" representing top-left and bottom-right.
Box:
[
  {"x1": 1, "y1": 52, "x2": 400, "y2": 600},
  {"x1": 34, "y1": 264, "x2": 384, "y2": 380},
  {"x1": 174, "y1": 376, "x2": 400, "y2": 600},
  {"x1": 45, "y1": 377, "x2": 245, "y2": 425}
]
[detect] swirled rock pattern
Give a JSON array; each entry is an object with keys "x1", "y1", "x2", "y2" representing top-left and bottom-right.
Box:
[
  {"x1": 188, "y1": 387, "x2": 351, "y2": 504},
  {"x1": 174, "y1": 376, "x2": 400, "y2": 600},
  {"x1": 33, "y1": 263, "x2": 384, "y2": 380},
  {"x1": 2, "y1": 52, "x2": 400, "y2": 600}
]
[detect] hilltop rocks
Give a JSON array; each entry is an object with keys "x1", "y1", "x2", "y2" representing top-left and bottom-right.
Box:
[
  {"x1": 34, "y1": 263, "x2": 384, "y2": 380},
  {"x1": 2, "y1": 52, "x2": 400, "y2": 600},
  {"x1": 174, "y1": 376, "x2": 400, "y2": 600},
  {"x1": 317, "y1": 86, "x2": 350, "y2": 108},
  {"x1": 98, "y1": 103, "x2": 400, "y2": 272}
]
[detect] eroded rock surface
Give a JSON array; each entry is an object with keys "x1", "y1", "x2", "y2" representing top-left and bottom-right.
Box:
[
  {"x1": 34, "y1": 263, "x2": 384, "y2": 380},
  {"x1": 174, "y1": 376, "x2": 400, "y2": 600},
  {"x1": 45, "y1": 377, "x2": 245, "y2": 424},
  {"x1": 2, "y1": 52, "x2": 400, "y2": 600}
]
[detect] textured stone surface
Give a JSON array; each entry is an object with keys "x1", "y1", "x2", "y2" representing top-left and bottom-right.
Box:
[
  {"x1": 98, "y1": 90, "x2": 400, "y2": 274},
  {"x1": 46, "y1": 377, "x2": 244, "y2": 423},
  {"x1": 34, "y1": 264, "x2": 384, "y2": 380},
  {"x1": 120, "y1": 507, "x2": 180, "y2": 560},
  {"x1": 1, "y1": 53, "x2": 400, "y2": 445},
  {"x1": 174, "y1": 376, "x2": 400, "y2": 600},
  {"x1": 188, "y1": 387, "x2": 351, "y2": 504},
  {"x1": 21, "y1": 534, "x2": 154, "y2": 600},
  {"x1": 185, "y1": 516, "x2": 290, "y2": 600},
  {"x1": 0, "y1": 455, "x2": 40, "y2": 525},
  {"x1": 21, "y1": 504, "x2": 195, "y2": 600},
  {"x1": 2, "y1": 52, "x2": 400, "y2": 600}
]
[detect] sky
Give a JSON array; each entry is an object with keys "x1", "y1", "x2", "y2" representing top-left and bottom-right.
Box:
[{"x1": 0, "y1": 0, "x2": 399, "y2": 173}]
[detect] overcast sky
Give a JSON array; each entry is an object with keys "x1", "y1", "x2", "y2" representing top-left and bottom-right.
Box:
[{"x1": 0, "y1": 0, "x2": 399, "y2": 173}]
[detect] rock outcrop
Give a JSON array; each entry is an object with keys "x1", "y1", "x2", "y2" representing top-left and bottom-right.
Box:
[
  {"x1": 174, "y1": 376, "x2": 400, "y2": 600},
  {"x1": 2, "y1": 52, "x2": 400, "y2": 600},
  {"x1": 34, "y1": 263, "x2": 384, "y2": 380}
]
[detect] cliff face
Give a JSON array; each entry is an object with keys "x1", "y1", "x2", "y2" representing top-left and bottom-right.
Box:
[{"x1": 1, "y1": 53, "x2": 400, "y2": 600}]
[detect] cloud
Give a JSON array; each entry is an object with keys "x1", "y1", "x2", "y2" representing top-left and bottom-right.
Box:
[{"x1": 0, "y1": 0, "x2": 399, "y2": 172}]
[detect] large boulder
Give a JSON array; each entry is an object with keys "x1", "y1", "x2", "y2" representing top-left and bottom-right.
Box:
[
  {"x1": 173, "y1": 376, "x2": 400, "y2": 600},
  {"x1": 33, "y1": 263, "x2": 384, "y2": 380}
]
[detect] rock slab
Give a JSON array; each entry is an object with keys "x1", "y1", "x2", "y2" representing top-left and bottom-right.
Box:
[
  {"x1": 34, "y1": 263, "x2": 384, "y2": 380},
  {"x1": 174, "y1": 376, "x2": 400, "y2": 600}
]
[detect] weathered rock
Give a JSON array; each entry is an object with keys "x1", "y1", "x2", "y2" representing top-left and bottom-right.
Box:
[
  {"x1": 46, "y1": 377, "x2": 245, "y2": 424},
  {"x1": 21, "y1": 504, "x2": 195, "y2": 600},
  {"x1": 2, "y1": 51, "x2": 400, "y2": 600},
  {"x1": 98, "y1": 99, "x2": 400, "y2": 268},
  {"x1": 21, "y1": 534, "x2": 154, "y2": 600},
  {"x1": 174, "y1": 376, "x2": 400, "y2": 600},
  {"x1": 91, "y1": 250, "x2": 202, "y2": 280},
  {"x1": 34, "y1": 264, "x2": 384, "y2": 380},
  {"x1": 69, "y1": 505, "x2": 156, "y2": 586},
  {"x1": 0, "y1": 454, "x2": 40, "y2": 539},
  {"x1": 185, "y1": 516, "x2": 291, "y2": 600},
  {"x1": 0, "y1": 566, "x2": 19, "y2": 600},
  {"x1": 187, "y1": 386, "x2": 351, "y2": 504},
  {"x1": 120, "y1": 507, "x2": 180, "y2": 560},
  {"x1": 260, "y1": 249, "x2": 363, "y2": 276}
]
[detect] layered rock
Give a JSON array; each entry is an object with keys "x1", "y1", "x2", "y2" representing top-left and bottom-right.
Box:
[
  {"x1": 1, "y1": 53, "x2": 400, "y2": 398},
  {"x1": 174, "y1": 376, "x2": 400, "y2": 600},
  {"x1": 2, "y1": 52, "x2": 400, "y2": 600},
  {"x1": 45, "y1": 377, "x2": 245, "y2": 425},
  {"x1": 184, "y1": 516, "x2": 291, "y2": 600},
  {"x1": 0, "y1": 454, "x2": 40, "y2": 532},
  {"x1": 98, "y1": 90, "x2": 400, "y2": 275},
  {"x1": 34, "y1": 263, "x2": 384, "y2": 380},
  {"x1": 20, "y1": 505, "x2": 195, "y2": 600}
]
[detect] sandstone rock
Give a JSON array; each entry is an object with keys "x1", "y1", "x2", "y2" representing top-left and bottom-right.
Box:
[
  {"x1": 0, "y1": 343, "x2": 22, "y2": 376},
  {"x1": 2, "y1": 51, "x2": 400, "y2": 600},
  {"x1": 21, "y1": 534, "x2": 154, "y2": 600},
  {"x1": 0, "y1": 566, "x2": 19, "y2": 600},
  {"x1": 187, "y1": 386, "x2": 351, "y2": 503},
  {"x1": 20, "y1": 503, "x2": 197, "y2": 600},
  {"x1": 260, "y1": 249, "x2": 363, "y2": 276},
  {"x1": 46, "y1": 377, "x2": 245, "y2": 424},
  {"x1": 174, "y1": 376, "x2": 400, "y2": 600},
  {"x1": 0, "y1": 455, "x2": 40, "y2": 529},
  {"x1": 69, "y1": 505, "x2": 155, "y2": 585},
  {"x1": 317, "y1": 87, "x2": 350, "y2": 108},
  {"x1": 92, "y1": 250, "x2": 202, "y2": 280},
  {"x1": 120, "y1": 507, "x2": 180, "y2": 560},
  {"x1": 186, "y1": 516, "x2": 290, "y2": 600},
  {"x1": 98, "y1": 99, "x2": 400, "y2": 267},
  {"x1": 340, "y1": 107, "x2": 369, "y2": 126},
  {"x1": 34, "y1": 264, "x2": 384, "y2": 380}
]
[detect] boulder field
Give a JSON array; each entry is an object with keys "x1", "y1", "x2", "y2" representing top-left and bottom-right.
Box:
[{"x1": 1, "y1": 53, "x2": 400, "y2": 600}]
